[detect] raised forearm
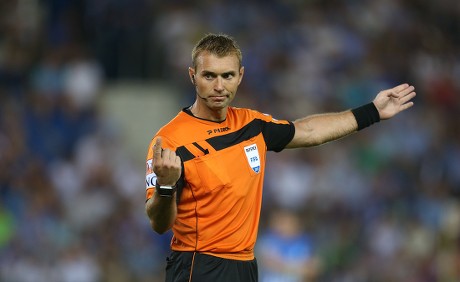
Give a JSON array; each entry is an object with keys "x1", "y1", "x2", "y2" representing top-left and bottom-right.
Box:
[{"x1": 145, "y1": 193, "x2": 177, "y2": 234}]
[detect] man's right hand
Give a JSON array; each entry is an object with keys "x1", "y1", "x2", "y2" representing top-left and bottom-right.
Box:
[{"x1": 152, "y1": 137, "x2": 182, "y2": 186}]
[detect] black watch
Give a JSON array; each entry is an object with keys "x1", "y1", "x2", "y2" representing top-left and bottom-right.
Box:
[{"x1": 155, "y1": 182, "x2": 177, "y2": 197}]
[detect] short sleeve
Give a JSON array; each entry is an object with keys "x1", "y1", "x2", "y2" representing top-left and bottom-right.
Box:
[
  {"x1": 262, "y1": 120, "x2": 295, "y2": 152},
  {"x1": 252, "y1": 111, "x2": 295, "y2": 152}
]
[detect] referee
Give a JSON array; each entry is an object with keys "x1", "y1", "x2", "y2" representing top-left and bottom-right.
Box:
[{"x1": 144, "y1": 33, "x2": 416, "y2": 282}]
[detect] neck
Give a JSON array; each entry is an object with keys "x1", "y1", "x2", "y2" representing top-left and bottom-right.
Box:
[{"x1": 190, "y1": 101, "x2": 227, "y2": 122}]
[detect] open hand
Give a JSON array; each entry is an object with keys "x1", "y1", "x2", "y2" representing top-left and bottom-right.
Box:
[
  {"x1": 373, "y1": 83, "x2": 416, "y2": 120},
  {"x1": 152, "y1": 137, "x2": 182, "y2": 186}
]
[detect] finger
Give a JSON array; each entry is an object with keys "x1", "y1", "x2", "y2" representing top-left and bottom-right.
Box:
[
  {"x1": 386, "y1": 90, "x2": 399, "y2": 98},
  {"x1": 387, "y1": 85, "x2": 414, "y2": 99},
  {"x1": 400, "y1": 101, "x2": 414, "y2": 111},
  {"x1": 400, "y1": 91, "x2": 416, "y2": 104},
  {"x1": 392, "y1": 83, "x2": 410, "y2": 93},
  {"x1": 161, "y1": 148, "x2": 173, "y2": 161},
  {"x1": 175, "y1": 155, "x2": 182, "y2": 166},
  {"x1": 161, "y1": 149, "x2": 179, "y2": 164},
  {"x1": 399, "y1": 85, "x2": 415, "y2": 97},
  {"x1": 153, "y1": 137, "x2": 163, "y2": 160}
]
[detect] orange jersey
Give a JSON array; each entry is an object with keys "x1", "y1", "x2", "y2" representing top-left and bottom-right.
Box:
[{"x1": 145, "y1": 107, "x2": 295, "y2": 260}]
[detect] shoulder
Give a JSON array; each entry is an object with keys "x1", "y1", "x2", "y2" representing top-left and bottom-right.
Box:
[
  {"x1": 148, "y1": 110, "x2": 189, "y2": 149},
  {"x1": 229, "y1": 107, "x2": 290, "y2": 125},
  {"x1": 152, "y1": 109, "x2": 213, "y2": 148},
  {"x1": 229, "y1": 107, "x2": 269, "y2": 120}
]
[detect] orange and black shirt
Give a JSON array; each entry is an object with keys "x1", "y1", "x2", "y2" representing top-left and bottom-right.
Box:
[{"x1": 145, "y1": 106, "x2": 295, "y2": 261}]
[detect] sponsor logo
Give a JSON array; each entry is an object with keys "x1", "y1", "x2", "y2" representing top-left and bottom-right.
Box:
[
  {"x1": 146, "y1": 159, "x2": 156, "y2": 189},
  {"x1": 146, "y1": 173, "x2": 157, "y2": 189},
  {"x1": 146, "y1": 159, "x2": 153, "y2": 174},
  {"x1": 245, "y1": 146, "x2": 257, "y2": 152},
  {"x1": 244, "y1": 144, "x2": 260, "y2": 173},
  {"x1": 207, "y1": 126, "x2": 231, "y2": 135}
]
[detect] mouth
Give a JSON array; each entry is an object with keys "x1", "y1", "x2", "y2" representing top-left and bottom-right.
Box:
[{"x1": 209, "y1": 95, "x2": 228, "y2": 102}]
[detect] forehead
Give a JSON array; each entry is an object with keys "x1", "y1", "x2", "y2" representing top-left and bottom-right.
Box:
[{"x1": 195, "y1": 51, "x2": 240, "y2": 73}]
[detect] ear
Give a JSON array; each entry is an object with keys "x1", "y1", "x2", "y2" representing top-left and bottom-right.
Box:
[
  {"x1": 188, "y1": 67, "x2": 196, "y2": 85},
  {"x1": 238, "y1": 66, "x2": 245, "y2": 85}
]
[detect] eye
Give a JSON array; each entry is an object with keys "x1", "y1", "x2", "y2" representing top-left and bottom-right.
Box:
[
  {"x1": 204, "y1": 74, "x2": 214, "y2": 80},
  {"x1": 222, "y1": 73, "x2": 234, "y2": 79}
]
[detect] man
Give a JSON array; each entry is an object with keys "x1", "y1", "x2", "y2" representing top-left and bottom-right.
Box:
[{"x1": 145, "y1": 33, "x2": 415, "y2": 282}]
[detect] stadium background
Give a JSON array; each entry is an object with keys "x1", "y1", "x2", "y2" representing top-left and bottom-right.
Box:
[{"x1": 1, "y1": 0, "x2": 459, "y2": 281}]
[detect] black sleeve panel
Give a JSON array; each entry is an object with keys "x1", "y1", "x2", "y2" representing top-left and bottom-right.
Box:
[{"x1": 262, "y1": 121, "x2": 295, "y2": 152}]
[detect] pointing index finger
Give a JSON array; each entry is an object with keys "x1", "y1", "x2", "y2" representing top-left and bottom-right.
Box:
[{"x1": 154, "y1": 137, "x2": 163, "y2": 159}]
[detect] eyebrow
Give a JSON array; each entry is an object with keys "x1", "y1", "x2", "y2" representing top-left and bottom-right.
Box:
[{"x1": 201, "y1": 70, "x2": 236, "y2": 77}]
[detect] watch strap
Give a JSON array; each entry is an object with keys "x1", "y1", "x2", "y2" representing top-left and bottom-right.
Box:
[{"x1": 155, "y1": 182, "x2": 177, "y2": 197}]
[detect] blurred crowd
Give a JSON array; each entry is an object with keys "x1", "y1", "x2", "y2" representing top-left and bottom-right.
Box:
[{"x1": 1, "y1": 0, "x2": 459, "y2": 281}]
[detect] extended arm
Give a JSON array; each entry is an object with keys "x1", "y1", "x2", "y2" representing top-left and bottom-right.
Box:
[
  {"x1": 286, "y1": 83, "x2": 416, "y2": 148},
  {"x1": 286, "y1": 110, "x2": 358, "y2": 148},
  {"x1": 145, "y1": 137, "x2": 182, "y2": 234}
]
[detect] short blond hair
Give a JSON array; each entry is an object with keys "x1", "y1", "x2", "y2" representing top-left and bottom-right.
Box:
[{"x1": 191, "y1": 33, "x2": 243, "y2": 69}]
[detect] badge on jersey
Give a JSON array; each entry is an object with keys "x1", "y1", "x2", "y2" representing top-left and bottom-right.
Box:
[
  {"x1": 145, "y1": 159, "x2": 157, "y2": 189},
  {"x1": 244, "y1": 144, "x2": 261, "y2": 173}
]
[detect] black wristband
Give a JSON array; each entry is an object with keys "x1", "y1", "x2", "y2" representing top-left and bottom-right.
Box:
[
  {"x1": 155, "y1": 182, "x2": 177, "y2": 197},
  {"x1": 351, "y1": 102, "x2": 380, "y2": 130}
]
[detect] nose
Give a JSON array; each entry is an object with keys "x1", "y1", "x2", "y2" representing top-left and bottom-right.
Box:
[{"x1": 214, "y1": 77, "x2": 224, "y2": 92}]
